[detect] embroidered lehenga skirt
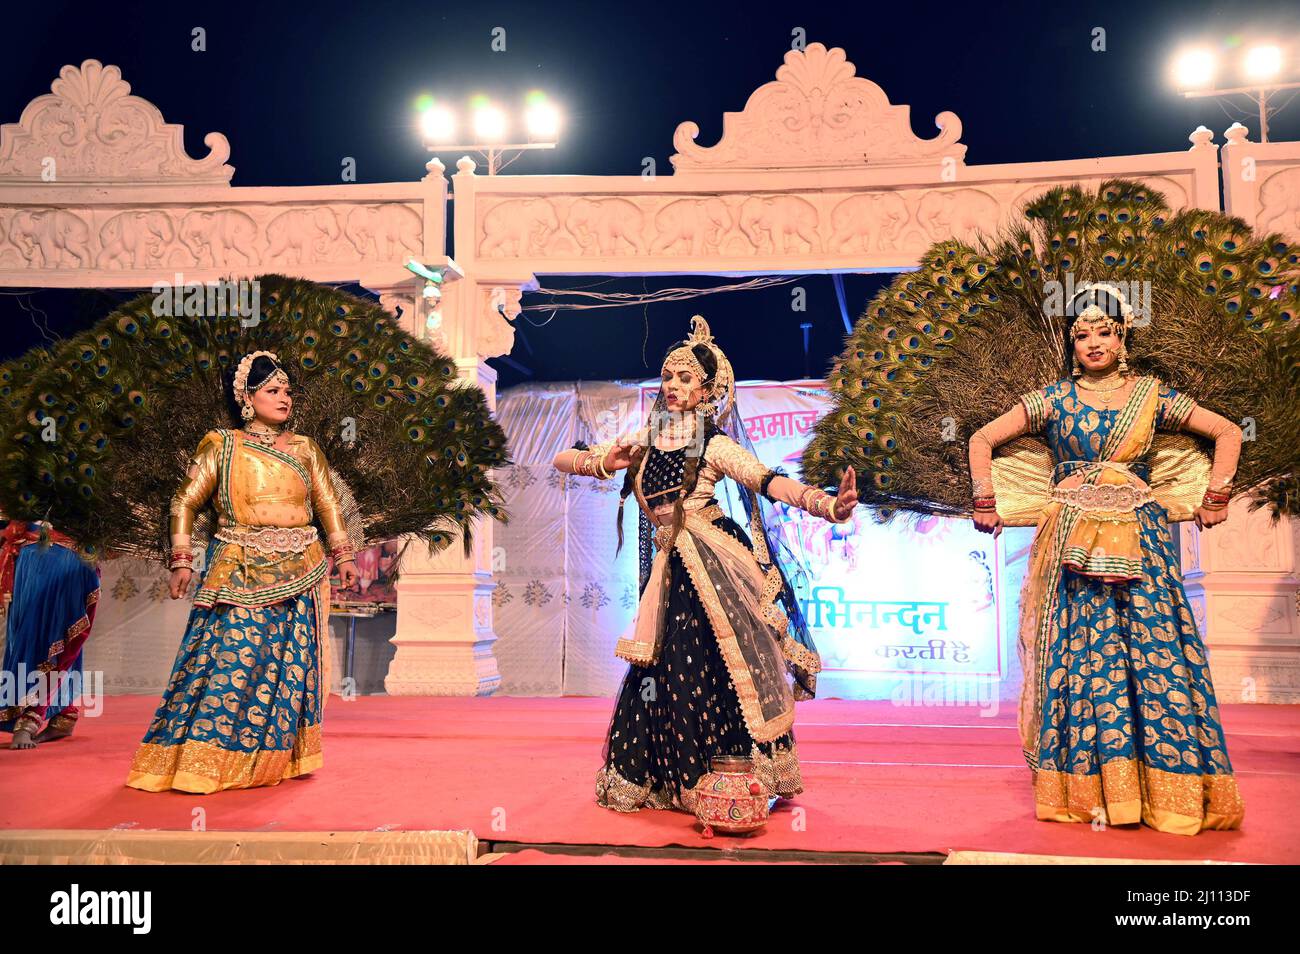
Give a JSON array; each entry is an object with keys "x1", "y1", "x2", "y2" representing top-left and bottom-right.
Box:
[
  {"x1": 1029, "y1": 499, "x2": 1245, "y2": 833},
  {"x1": 125, "y1": 539, "x2": 328, "y2": 794},
  {"x1": 596, "y1": 513, "x2": 801, "y2": 813}
]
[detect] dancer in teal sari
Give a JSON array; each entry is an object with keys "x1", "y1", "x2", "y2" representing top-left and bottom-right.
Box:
[{"x1": 970, "y1": 284, "x2": 1245, "y2": 835}]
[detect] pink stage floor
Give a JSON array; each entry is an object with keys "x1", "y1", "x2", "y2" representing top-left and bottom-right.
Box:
[{"x1": 2, "y1": 695, "x2": 1296, "y2": 863}]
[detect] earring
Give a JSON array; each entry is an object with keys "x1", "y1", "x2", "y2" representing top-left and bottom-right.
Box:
[
  {"x1": 241, "y1": 401, "x2": 254, "y2": 421},
  {"x1": 1071, "y1": 353, "x2": 1082, "y2": 377},
  {"x1": 1117, "y1": 341, "x2": 1129, "y2": 374},
  {"x1": 698, "y1": 400, "x2": 717, "y2": 417}
]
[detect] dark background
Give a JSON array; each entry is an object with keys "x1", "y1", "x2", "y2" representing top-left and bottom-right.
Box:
[{"x1": 1, "y1": 0, "x2": 1297, "y2": 386}]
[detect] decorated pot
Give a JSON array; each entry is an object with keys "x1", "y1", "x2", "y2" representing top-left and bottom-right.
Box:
[{"x1": 692, "y1": 755, "x2": 769, "y2": 837}]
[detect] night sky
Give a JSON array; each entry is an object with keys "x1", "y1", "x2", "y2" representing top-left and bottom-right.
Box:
[{"x1": 2, "y1": 0, "x2": 1297, "y2": 387}]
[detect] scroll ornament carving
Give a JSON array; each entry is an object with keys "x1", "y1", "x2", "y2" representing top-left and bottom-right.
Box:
[
  {"x1": 670, "y1": 43, "x2": 965, "y2": 172},
  {"x1": 0, "y1": 60, "x2": 234, "y2": 185}
]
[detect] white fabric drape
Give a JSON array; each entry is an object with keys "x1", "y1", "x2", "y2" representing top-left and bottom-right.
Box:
[{"x1": 490, "y1": 381, "x2": 643, "y2": 696}]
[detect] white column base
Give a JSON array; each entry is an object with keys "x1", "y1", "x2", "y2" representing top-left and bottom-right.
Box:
[
  {"x1": 1180, "y1": 497, "x2": 1300, "y2": 705},
  {"x1": 384, "y1": 578, "x2": 501, "y2": 696}
]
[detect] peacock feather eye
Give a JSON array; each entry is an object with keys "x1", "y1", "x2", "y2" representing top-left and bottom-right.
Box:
[{"x1": 329, "y1": 320, "x2": 349, "y2": 336}]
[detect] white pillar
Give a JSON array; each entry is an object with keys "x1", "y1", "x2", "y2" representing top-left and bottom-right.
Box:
[{"x1": 1181, "y1": 498, "x2": 1300, "y2": 703}]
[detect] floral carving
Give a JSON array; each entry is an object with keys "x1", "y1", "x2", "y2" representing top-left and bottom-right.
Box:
[{"x1": 0, "y1": 60, "x2": 233, "y2": 184}]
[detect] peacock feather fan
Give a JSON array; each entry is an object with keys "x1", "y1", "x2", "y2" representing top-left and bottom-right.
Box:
[
  {"x1": 0, "y1": 275, "x2": 510, "y2": 559},
  {"x1": 802, "y1": 178, "x2": 1300, "y2": 520}
]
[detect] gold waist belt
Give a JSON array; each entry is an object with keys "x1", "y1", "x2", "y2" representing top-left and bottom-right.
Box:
[
  {"x1": 215, "y1": 525, "x2": 318, "y2": 555},
  {"x1": 1051, "y1": 483, "x2": 1153, "y2": 513},
  {"x1": 650, "y1": 504, "x2": 725, "y2": 549}
]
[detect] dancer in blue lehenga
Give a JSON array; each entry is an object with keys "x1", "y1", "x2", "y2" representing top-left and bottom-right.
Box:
[
  {"x1": 126, "y1": 352, "x2": 358, "y2": 793},
  {"x1": 970, "y1": 283, "x2": 1244, "y2": 834}
]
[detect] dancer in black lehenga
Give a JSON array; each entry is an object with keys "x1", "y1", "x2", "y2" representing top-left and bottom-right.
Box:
[{"x1": 553, "y1": 316, "x2": 857, "y2": 813}]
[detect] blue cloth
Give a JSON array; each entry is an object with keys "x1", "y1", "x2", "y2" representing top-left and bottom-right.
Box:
[{"x1": 1, "y1": 541, "x2": 98, "y2": 730}]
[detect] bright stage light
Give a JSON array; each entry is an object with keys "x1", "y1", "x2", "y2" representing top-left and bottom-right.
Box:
[
  {"x1": 524, "y1": 92, "x2": 561, "y2": 140},
  {"x1": 420, "y1": 105, "x2": 456, "y2": 143},
  {"x1": 472, "y1": 104, "x2": 508, "y2": 142},
  {"x1": 1243, "y1": 44, "x2": 1283, "y2": 82},
  {"x1": 1173, "y1": 47, "x2": 1217, "y2": 89}
]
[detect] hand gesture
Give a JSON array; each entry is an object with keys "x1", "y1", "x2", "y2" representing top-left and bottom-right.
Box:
[
  {"x1": 604, "y1": 443, "x2": 643, "y2": 472},
  {"x1": 973, "y1": 507, "x2": 1003, "y2": 538},
  {"x1": 1193, "y1": 505, "x2": 1228, "y2": 531},
  {"x1": 168, "y1": 568, "x2": 193, "y2": 600},
  {"x1": 831, "y1": 466, "x2": 858, "y2": 521}
]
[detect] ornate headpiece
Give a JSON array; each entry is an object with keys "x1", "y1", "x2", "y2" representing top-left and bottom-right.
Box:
[
  {"x1": 1067, "y1": 281, "x2": 1134, "y2": 337},
  {"x1": 233, "y1": 350, "x2": 290, "y2": 406},
  {"x1": 660, "y1": 315, "x2": 735, "y2": 424},
  {"x1": 1066, "y1": 282, "x2": 1135, "y2": 377}
]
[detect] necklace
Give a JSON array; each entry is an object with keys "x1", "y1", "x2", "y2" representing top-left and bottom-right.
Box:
[
  {"x1": 655, "y1": 411, "x2": 699, "y2": 441},
  {"x1": 242, "y1": 422, "x2": 284, "y2": 447},
  {"x1": 1076, "y1": 373, "x2": 1128, "y2": 408}
]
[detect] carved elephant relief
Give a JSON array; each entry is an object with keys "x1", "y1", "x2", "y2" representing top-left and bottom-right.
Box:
[
  {"x1": 1257, "y1": 167, "x2": 1300, "y2": 239},
  {"x1": 916, "y1": 188, "x2": 1000, "y2": 243},
  {"x1": 739, "y1": 195, "x2": 819, "y2": 254},
  {"x1": 9, "y1": 209, "x2": 92, "y2": 268},
  {"x1": 481, "y1": 199, "x2": 559, "y2": 258},
  {"x1": 345, "y1": 204, "x2": 422, "y2": 259},
  {"x1": 829, "y1": 193, "x2": 911, "y2": 253},
  {"x1": 267, "y1": 207, "x2": 341, "y2": 264},
  {"x1": 179, "y1": 209, "x2": 258, "y2": 267},
  {"x1": 567, "y1": 198, "x2": 646, "y2": 256},
  {"x1": 98, "y1": 209, "x2": 175, "y2": 268},
  {"x1": 650, "y1": 198, "x2": 731, "y2": 256}
]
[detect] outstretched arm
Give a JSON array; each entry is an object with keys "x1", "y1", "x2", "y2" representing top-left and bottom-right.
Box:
[
  {"x1": 552, "y1": 428, "x2": 645, "y2": 478},
  {"x1": 968, "y1": 404, "x2": 1034, "y2": 537},
  {"x1": 709, "y1": 435, "x2": 856, "y2": 522},
  {"x1": 1180, "y1": 405, "x2": 1243, "y2": 530}
]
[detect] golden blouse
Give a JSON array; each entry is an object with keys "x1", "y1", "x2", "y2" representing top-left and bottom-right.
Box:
[{"x1": 170, "y1": 429, "x2": 349, "y2": 608}]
